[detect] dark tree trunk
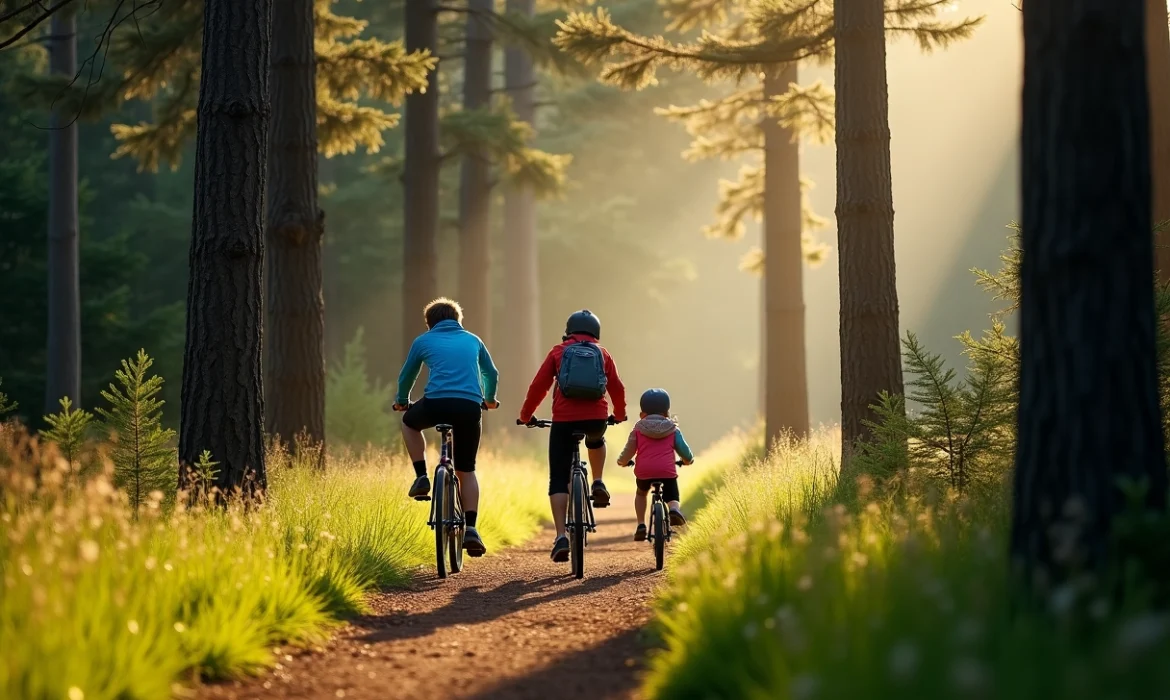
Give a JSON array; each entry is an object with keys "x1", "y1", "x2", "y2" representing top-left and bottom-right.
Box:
[
  {"x1": 179, "y1": 0, "x2": 271, "y2": 496},
  {"x1": 44, "y1": 6, "x2": 81, "y2": 414},
  {"x1": 500, "y1": 0, "x2": 541, "y2": 411},
  {"x1": 264, "y1": 0, "x2": 326, "y2": 454},
  {"x1": 1011, "y1": 0, "x2": 1166, "y2": 588},
  {"x1": 762, "y1": 67, "x2": 810, "y2": 447},
  {"x1": 834, "y1": 0, "x2": 903, "y2": 457},
  {"x1": 1146, "y1": 0, "x2": 1170, "y2": 279},
  {"x1": 458, "y1": 0, "x2": 493, "y2": 341},
  {"x1": 403, "y1": 0, "x2": 440, "y2": 355}
]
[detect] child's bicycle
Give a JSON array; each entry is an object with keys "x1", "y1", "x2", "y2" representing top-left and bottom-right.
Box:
[{"x1": 627, "y1": 459, "x2": 686, "y2": 571}]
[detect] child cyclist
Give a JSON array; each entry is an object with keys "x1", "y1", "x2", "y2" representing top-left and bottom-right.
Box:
[
  {"x1": 616, "y1": 388, "x2": 694, "y2": 541},
  {"x1": 518, "y1": 309, "x2": 627, "y2": 562},
  {"x1": 393, "y1": 298, "x2": 500, "y2": 558}
]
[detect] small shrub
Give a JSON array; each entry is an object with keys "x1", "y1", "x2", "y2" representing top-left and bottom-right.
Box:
[
  {"x1": 42, "y1": 396, "x2": 94, "y2": 475},
  {"x1": 0, "y1": 377, "x2": 15, "y2": 417},
  {"x1": 325, "y1": 328, "x2": 396, "y2": 449}
]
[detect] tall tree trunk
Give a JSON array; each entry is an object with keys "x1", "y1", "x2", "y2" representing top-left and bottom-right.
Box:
[
  {"x1": 179, "y1": 0, "x2": 271, "y2": 496},
  {"x1": 834, "y1": 0, "x2": 903, "y2": 457},
  {"x1": 1011, "y1": 0, "x2": 1166, "y2": 587},
  {"x1": 458, "y1": 0, "x2": 493, "y2": 340},
  {"x1": 1146, "y1": 0, "x2": 1170, "y2": 278},
  {"x1": 403, "y1": 0, "x2": 440, "y2": 355},
  {"x1": 762, "y1": 67, "x2": 810, "y2": 447},
  {"x1": 44, "y1": 6, "x2": 80, "y2": 414},
  {"x1": 265, "y1": 0, "x2": 326, "y2": 454},
  {"x1": 501, "y1": 0, "x2": 541, "y2": 411}
]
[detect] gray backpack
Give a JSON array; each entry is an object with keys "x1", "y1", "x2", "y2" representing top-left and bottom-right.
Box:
[{"x1": 557, "y1": 341, "x2": 607, "y2": 400}]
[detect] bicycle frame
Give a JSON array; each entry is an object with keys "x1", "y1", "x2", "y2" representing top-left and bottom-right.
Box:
[
  {"x1": 427, "y1": 427, "x2": 463, "y2": 534},
  {"x1": 567, "y1": 433, "x2": 597, "y2": 537},
  {"x1": 649, "y1": 481, "x2": 672, "y2": 543}
]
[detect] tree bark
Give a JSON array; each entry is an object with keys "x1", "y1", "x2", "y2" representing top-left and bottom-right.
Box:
[
  {"x1": 500, "y1": 0, "x2": 541, "y2": 412},
  {"x1": 834, "y1": 0, "x2": 903, "y2": 457},
  {"x1": 458, "y1": 0, "x2": 493, "y2": 341},
  {"x1": 179, "y1": 0, "x2": 271, "y2": 496},
  {"x1": 44, "y1": 6, "x2": 80, "y2": 414},
  {"x1": 1011, "y1": 0, "x2": 1166, "y2": 588},
  {"x1": 403, "y1": 0, "x2": 441, "y2": 355},
  {"x1": 761, "y1": 67, "x2": 810, "y2": 447},
  {"x1": 264, "y1": 0, "x2": 326, "y2": 455},
  {"x1": 1146, "y1": 0, "x2": 1170, "y2": 278}
]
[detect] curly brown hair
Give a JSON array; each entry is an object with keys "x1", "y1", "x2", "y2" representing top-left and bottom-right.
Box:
[{"x1": 424, "y1": 297, "x2": 463, "y2": 328}]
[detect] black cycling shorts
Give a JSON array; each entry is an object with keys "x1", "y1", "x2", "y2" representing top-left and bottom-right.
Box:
[
  {"x1": 547, "y1": 419, "x2": 607, "y2": 495},
  {"x1": 402, "y1": 397, "x2": 482, "y2": 472},
  {"x1": 636, "y1": 477, "x2": 680, "y2": 503}
]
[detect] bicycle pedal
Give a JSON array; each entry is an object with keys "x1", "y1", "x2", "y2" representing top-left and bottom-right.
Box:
[{"x1": 413, "y1": 495, "x2": 432, "y2": 502}]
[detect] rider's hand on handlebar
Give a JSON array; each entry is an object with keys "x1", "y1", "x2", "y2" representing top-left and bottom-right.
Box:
[
  {"x1": 391, "y1": 402, "x2": 410, "y2": 412},
  {"x1": 482, "y1": 400, "x2": 500, "y2": 410}
]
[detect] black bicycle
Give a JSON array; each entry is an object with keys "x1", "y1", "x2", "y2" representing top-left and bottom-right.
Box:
[
  {"x1": 427, "y1": 423, "x2": 464, "y2": 579},
  {"x1": 520, "y1": 416, "x2": 621, "y2": 579},
  {"x1": 628, "y1": 459, "x2": 687, "y2": 571}
]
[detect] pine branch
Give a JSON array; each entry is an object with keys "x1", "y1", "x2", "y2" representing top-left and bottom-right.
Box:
[
  {"x1": 43, "y1": 396, "x2": 93, "y2": 475},
  {"x1": 0, "y1": 377, "x2": 15, "y2": 417},
  {"x1": 440, "y1": 105, "x2": 572, "y2": 197}
]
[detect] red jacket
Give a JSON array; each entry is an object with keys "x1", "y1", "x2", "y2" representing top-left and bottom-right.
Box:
[{"x1": 519, "y1": 335, "x2": 627, "y2": 423}]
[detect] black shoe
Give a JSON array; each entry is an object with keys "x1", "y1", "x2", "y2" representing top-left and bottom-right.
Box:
[
  {"x1": 463, "y1": 527, "x2": 487, "y2": 557},
  {"x1": 408, "y1": 475, "x2": 431, "y2": 500},
  {"x1": 591, "y1": 480, "x2": 611, "y2": 508},
  {"x1": 669, "y1": 508, "x2": 687, "y2": 527},
  {"x1": 550, "y1": 535, "x2": 570, "y2": 562},
  {"x1": 633, "y1": 524, "x2": 647, "y2": 542}
]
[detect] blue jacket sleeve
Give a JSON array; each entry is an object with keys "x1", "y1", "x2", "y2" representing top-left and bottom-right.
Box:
[
  {"x1": 396, "y1": 337, "x2": 424, "y2": 405},
  {"x1": 673, "y1": 429, "x2": 694, "y2": 464},
  {"x1": 478, "y1": 340, "x2": 499, "y2": 402}
]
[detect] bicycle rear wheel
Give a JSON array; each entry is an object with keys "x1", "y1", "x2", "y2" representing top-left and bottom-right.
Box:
[
  {"x1": 570, "y1": 470, "x2": 586, "y2": 579},
  {"x1": 448, "y1": 471, "x2": 464, "y2": 574},
  {"x1": 433, "y1": 467, "x2": 448, "y2": 579},
  {"x1": 651, "y1": 500, "x2": 666, "y2": 571}
]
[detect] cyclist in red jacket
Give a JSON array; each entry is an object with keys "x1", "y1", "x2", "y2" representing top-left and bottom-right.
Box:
[{"x1": 518, "y1": 310, "x2": 627, "y2": 562}]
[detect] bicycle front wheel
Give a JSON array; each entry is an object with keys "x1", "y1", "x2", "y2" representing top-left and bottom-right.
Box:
[
  {"x1": 651, "y1": 500, "x2": 666, "y2": 571},
  {"x1": 570, "y1": 470, "x2": 587, "y2": 579},
  {"x1": 433, "y1": 468, "x2": 448, "y2": 579},
  {"x1": 448, "y1": 472, "x2": 464, "y2": 574}
]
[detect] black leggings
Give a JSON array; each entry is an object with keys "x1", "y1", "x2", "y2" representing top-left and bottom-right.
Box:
[
  {"x1": 547, "y1": 419, "x2": 608, "y2": 495},
  {"x1": 402, "y1": 397, "x2": 482, "y2": 472},
  {"x1": 636, "y1": 477, "x2": 680, "y2": 503}
]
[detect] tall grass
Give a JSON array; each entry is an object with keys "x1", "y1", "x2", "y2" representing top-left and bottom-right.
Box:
[{"x1": 0, "y1": 428, "x2": 547, "y2": 700}]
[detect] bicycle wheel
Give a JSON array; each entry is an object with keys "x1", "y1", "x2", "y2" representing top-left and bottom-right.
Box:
[
  {"x1": 448, "y1": 471, "x2": 464, "y2": 574},
  {"x1": 570, "y1": 470, "x2": 587, "y2": 579},
  {"x1": 651, "y1": 500, "x2": 666, "y2": 571},
  {"x1": 433, "y1": 467, "x2": 448, "y2": 579}
]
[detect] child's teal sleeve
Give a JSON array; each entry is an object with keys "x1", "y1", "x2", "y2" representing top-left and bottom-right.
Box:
[
  {"x1": 396, "y1": 338, "x2": 424, "y2": 405},
  {"x1": 673, "y1": 429, "x2": 694, "y2": 462},
  {"x1": 478, "y1": 341, "x2": 499, "y2": 402}
]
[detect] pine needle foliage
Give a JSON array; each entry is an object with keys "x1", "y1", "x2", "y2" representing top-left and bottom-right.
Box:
[
  {"x1": 14, "y1": 0, "x2": 434, "y2": 170},
  {"x1": 325, "y1": 329, "x2": 396, "y2": 449},
  {"x1": 96, "y1": 350, "x2": 177, "y2": 513},
  {"x1": 0, "y1": 378, "x2": 15, "y2": 418},
  {"x1": 189, "y1": 449, "x2": 221, "y2": 505},
  {"x1": 42, "y1": 396, "x2": 94, "y2": 475},
  {"x1": 440, "y1": 106, "x2": 573, "y2": 197}
]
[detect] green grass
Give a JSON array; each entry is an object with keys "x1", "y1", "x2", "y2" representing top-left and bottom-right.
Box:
[
  {"x1": 0, "y1": 428, "x2": 548, "y2": 700},
  {"x1": 644, "y1": 435, "x2": 1170, "y2": 700}
]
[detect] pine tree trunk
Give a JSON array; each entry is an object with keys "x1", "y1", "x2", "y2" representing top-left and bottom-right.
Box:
[
  {"x1": 1011, "y1": 0, "x2": 1166, "y2": 587},
  {"x1": 762, "y1": 68, "x2": 810, "y2": 447},
  {"x1": 403, "y1": 0, "x2": 440, "y2": 355},
  {"x1": 1146, "y1": 0, "x2": 1170, "y2": 278},
  {"x1": 264, "y1": 0, "x2": 326, "y2": 455},
  {"x1": 834, "y1": 0, "x2": 903, "y2": 457},
  {"x1": 458, "y1": 0, "x2": 493, "y2": 341},
  {"x1": 179, "y1": 0, "x2": 271, "y2": 496},
  {"x1": 44, "y1": 6, "x2": 81, "y2": 414},
  {"x1": 501, "y1": 0, "x2": 541, "y2": 412}
]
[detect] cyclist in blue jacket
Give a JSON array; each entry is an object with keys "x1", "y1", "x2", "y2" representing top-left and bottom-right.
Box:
[{"x1": 393, "y1": 297, "x2": 499, "y2": 557}]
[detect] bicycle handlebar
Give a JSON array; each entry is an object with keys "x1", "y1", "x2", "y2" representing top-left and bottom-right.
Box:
[
  {"x1": 623, "y1": 459, "x2": 689, "y2": 467},
  {"x1": 517, "y1": 415, "x2": 623, "y2": 429},
  {"x1": 394, "y1": 400, "x2": 500, "y2": 412}
]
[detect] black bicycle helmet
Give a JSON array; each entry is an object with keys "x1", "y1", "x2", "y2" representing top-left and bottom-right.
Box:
[
  {"x1": 640, "y1": 388, "x2": 671, "y2": 416},
  {"x1": 564, "y1": 309, "x2": 601, "y2": 340}
]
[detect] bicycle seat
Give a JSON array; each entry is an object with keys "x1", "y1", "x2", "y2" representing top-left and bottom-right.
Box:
[
  {"x1": 435, "y1": 423, "x2": 454, "y2": 433},
  {"x1": 571, "y1": 432, "x2": 587, "y2": 440}
]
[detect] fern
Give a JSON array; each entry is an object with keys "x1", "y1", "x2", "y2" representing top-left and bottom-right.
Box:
[
  {"x1": 42, "y1": 396, "x2": 94, "y2": 476},
  {"x1": 96, "y1": 350, "x2": 178, "y2": 513},
  {"x1": 325, "y1": 329, "x2": 395, "y2": 449}
]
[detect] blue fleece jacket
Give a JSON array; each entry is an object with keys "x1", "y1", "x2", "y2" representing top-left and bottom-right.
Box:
[{"x1": 396, "y1": 320, "x2": 499, "y2": 405}]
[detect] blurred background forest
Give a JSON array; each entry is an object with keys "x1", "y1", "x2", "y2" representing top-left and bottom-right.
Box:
[{"x1": 0, "y1": 0, "x2": 1020, "y2": 450}]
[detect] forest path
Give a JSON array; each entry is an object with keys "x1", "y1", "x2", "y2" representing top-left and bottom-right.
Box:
[{"x1": 200, "y1": 499, "x2": 662, "y2": 700}]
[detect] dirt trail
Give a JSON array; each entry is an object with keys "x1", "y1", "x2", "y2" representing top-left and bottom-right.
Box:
[{"x1": 200, "y1": 499, "x2": 662, "y2": 700}]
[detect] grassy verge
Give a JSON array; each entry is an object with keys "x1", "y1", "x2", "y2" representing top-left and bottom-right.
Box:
[{"x1": 0, "y1": 430, "x2": 547, "y2": 700}]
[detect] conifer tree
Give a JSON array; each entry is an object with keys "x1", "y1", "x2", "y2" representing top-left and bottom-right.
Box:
[
  {"x1": 97, "y1": 351, "x2": 177, "y2": 512},
  {"x1": 43, "y1": 396, "x2": 93, "y2": 475},
  {"x1": 556, "y1": 0, "x2": 978, "y2": 448},
  {"x1": 1012, "y1": 0, "x2": 1166, "y2": 587},
  {"x1": 0, "y1": 379, "x2": 16, "y2": 417}
]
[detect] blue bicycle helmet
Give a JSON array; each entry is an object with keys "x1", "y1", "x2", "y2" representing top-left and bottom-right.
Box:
[{"x1": 640, "y1": 388, "x2": 671, "y2": 416}]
